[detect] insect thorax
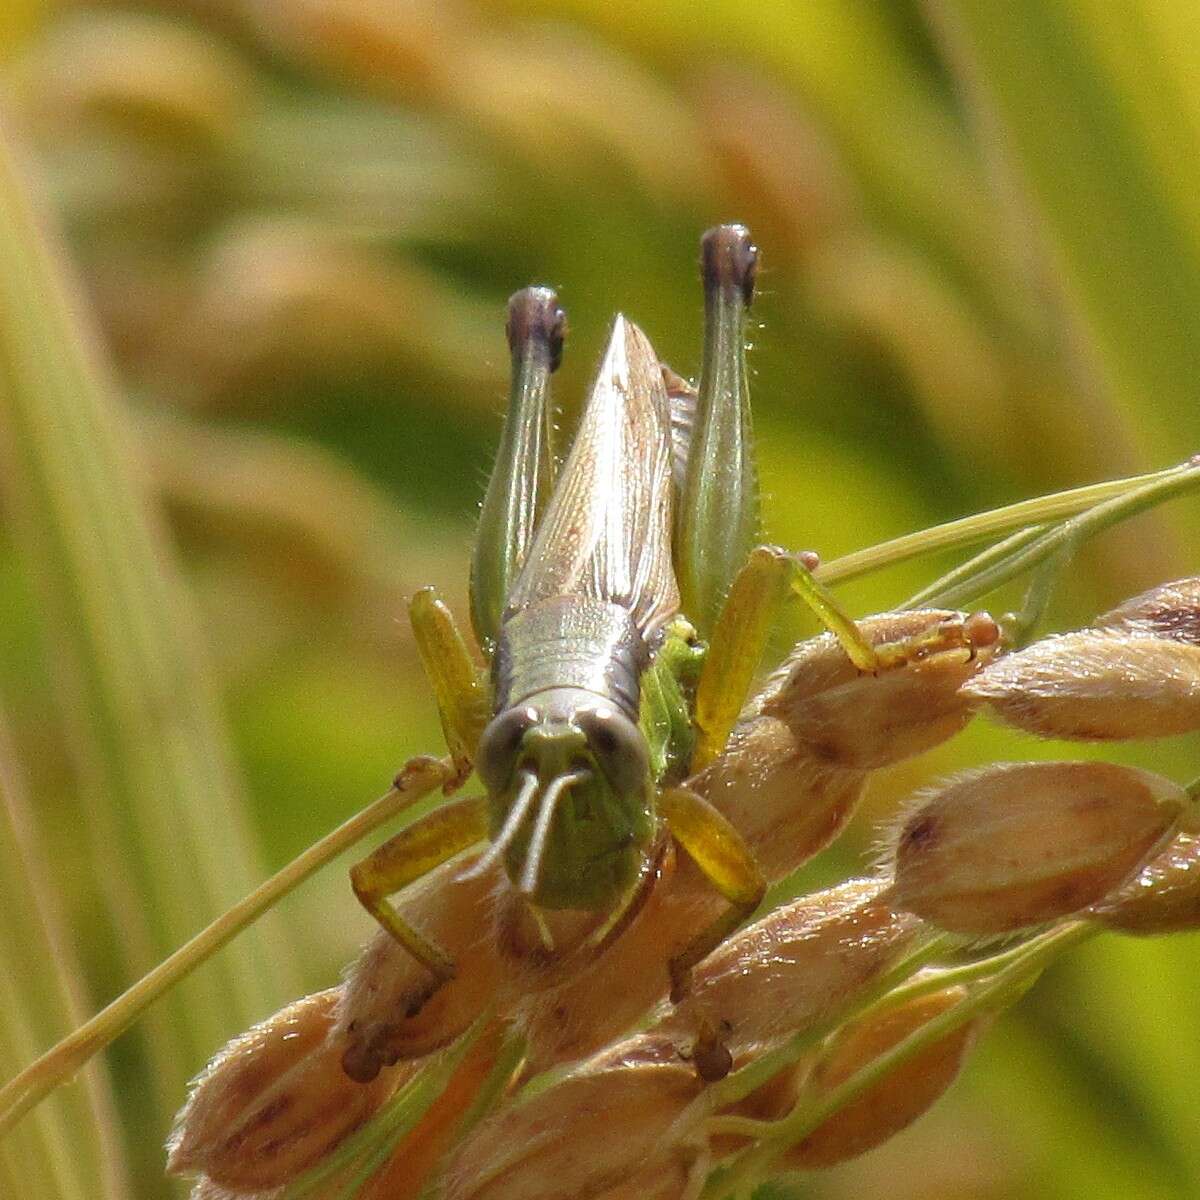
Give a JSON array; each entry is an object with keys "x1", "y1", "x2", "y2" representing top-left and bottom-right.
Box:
[{"x1": 492, "y1": 595, "x2": 650, "y2": 723}]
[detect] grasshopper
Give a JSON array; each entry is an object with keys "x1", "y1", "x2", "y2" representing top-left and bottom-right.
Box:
[{"x1": 349, "y1": 225, "x2": 892, "y2": 1019}]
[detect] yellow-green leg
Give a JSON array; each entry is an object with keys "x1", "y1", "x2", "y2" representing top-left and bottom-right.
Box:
[
  {"x1": 659, "y1": 785, "x2": 766, "y2": 1003},
  {"x1": 409, "y1": 587, "x2": 492, "y2": 789},
  {"x1": 350, "y1": 794, "x2": 489, "y2": 1015},
  {"x1": 690, "y1": 546, "x2": 880, "y2": 772}
]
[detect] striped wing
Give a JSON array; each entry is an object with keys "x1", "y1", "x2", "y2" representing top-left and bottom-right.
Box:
[{"x1": 505, "y1": 315, "x2": 680, "y2": 640}]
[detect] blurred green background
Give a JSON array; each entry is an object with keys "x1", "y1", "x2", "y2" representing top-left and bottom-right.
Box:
[{"x1": 3, "y1": 1, "x2": 1200, "y2": 1198}]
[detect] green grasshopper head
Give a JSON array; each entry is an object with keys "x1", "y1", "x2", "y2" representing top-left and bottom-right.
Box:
[{"x1": 470, "y1": 692, "x2": 655, "y2": 910}]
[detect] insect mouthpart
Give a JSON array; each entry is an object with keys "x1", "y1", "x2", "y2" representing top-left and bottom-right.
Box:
[
  {"x1": 455, "y1": 766, "x2": 592, "y2": 898},
  {"x1": 519, "y1": 768, "x2": 591, "y2": 897}
]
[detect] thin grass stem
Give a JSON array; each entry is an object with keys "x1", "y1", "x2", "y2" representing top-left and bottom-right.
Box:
[
  {"x1": 0, "y1": 757, "x2": 451, "y2": 1139},
  {"x1": 818, "y1": 461, "x2": 1197, "y2": 586}
]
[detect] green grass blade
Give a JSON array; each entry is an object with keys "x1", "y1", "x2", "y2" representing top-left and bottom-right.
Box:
[
  {"x1": 931, "y1": 0, "x2": 1200, "y2": 475},
  {"x1": 0, "y1": 107, "x2": 295, "y2": 1125},
  {"x1": 0, "y1": 706, "x2": 130, "y2": 1200}
]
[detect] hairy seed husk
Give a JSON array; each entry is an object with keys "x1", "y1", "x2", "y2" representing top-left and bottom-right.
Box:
[
  {"x1": 890, "y1": 762, "x2": 1185, "y2": 934},
  {"x1": 1089, "y1": 829, "x2": 1200, "y2": 934},
  {"x1": 965, "y1": 631, "x2": 1200, "y2": 740},
  {"x1": 444, "y1": 1039, "x2": 700, "y2": 1200},
  {"x1": 335, "y1": 857, "x2": 504, "y2": 1080},
  {"x1": 657, "y1": 879, "x2": 922, "y2": 1063},
  {"x1": 780, "y1": 987, "x2": 978, "y2": 1168},
  {"x1": 168, "y1": 989, "x2": 403, "y2": 1190},
  {"x1": 757, "y1": 609, "x2": 999, "y2": 769},
  {"x1": 693, "y1": 717, "x2": 867, "y2": 879},
  {"x1": 1094, "y1": 576, "x2": 1200, "y2": 643}
]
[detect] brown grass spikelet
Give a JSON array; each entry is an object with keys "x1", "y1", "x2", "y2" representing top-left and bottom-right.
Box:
[
  {"x1": 657, "y1": 879, "x2": 922, "y2": 1064},
  {"x1": 964, "y1": 630, "x2": 1200, "y2": 740},
  {"x1": 1089, "y1": 829, "x2": 1200, "y2": 935},
  {"x1": 779, "y1": 987, "x2": 979, "y2": 1169},
  {"x1": 1094, "y1": 576, "x2": 1200, "y2": 643},
  {"x1": 757, "y1": 609, "x2": 999, "y2": 769},
  {"x1": 335, "y1": 857, "x2": 504, "y2": 1081},
  {"x1": 168, "y1": 989, "x2": 404, "y2": 1192},
  {"x1": 889, "y1": 762, "x2": 1185, "y2": 934},
  {"x1": 443, "y1": 1038, "x2": 700, "y2": 1200}
]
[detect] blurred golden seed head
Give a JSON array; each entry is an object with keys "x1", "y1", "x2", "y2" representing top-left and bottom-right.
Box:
[
  {"x1": 15, "y1": 12, "x2": 255, "y2": 151},
  {"x1": 657, "y1": 879, "x2": 922, "y2": 1064},
  {"x1": 185, "y1": 220, "x2": 503, "y2": 407},
  {"x1": 445, "y1": 25, "x2": 715, "y2": 203},
  {"x1": 889, "y1": 762, "x2": 1185, "y2": 935},
  {"x1": 1094, "y1": 576, "x2": 1200, "y2": 643},
  {"x1": 1089, "y1": 828, "x2": 1200, "y2": 935},
  {"x1": 964, "y1": 629, "x2": 1200, "y2": 740},
  {"x1": 693, "y1": 66, "x2": 859, "y2": 263},
  {"x1": 444, "y1": 1038, "x2": 700, "y2": 1200},
  {"x1": 757, "y1": 609, "x2": 999, "y2": 769},
  {"x1": 248, "y1": 0, "x2": 471, "y2": 102},
  {"x1": 168, "y1": 988, "x2": 403, "y2": 1191},
  {"x1": 780, "y1": 986, "x2": 979, "y2": 1169}
]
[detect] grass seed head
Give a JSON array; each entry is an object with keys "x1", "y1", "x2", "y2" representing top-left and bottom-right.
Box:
[
  {"x1": 1094, "y1": 576, "x2": 1200, "y2": 643},
  {"x1": 780, "y1": 986, "x2": 979, "y2": 1169},
  {"x1": 759, "y1": 609, "x2": 999, "y2": 769},
  {"x1": 658, "y1": 879, "x2": 922, "y2": 1063},
  {"x1": 889, "y1": 762, "x2": 1185, "y2": 934},
  {"x1": 335, "y1": 858, "x2": 504, "y2": 1080},
  {"x1": 964, "y1": 630, "x2": 1200, "y2": 740},
  {"x1": 444, "y1": 1038, "x2": 700, "y2": 1200},
  {"x1": 1089, "y1": 829, "x2": 1200, "y2": 934},
  {"x1": 168, "y1": 988, "x2": 403, "y2": 1191},
  {"x1": 692, "y1": 715, "x2": 867, "y2": 879}
]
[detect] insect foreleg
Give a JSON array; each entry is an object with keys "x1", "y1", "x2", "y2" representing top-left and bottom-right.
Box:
[
  {"x1": 658, "y1": 785, "x2": 765, "y2": 1004},
  {"x1": 409, "y1": 587, "x2": 492, "y2": 789},
  {"x1": 349, "y1": 795, "x2": 489, "y2": 1016}
]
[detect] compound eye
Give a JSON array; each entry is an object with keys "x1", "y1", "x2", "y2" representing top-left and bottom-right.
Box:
[
  {"x1": 476, "y1": 706, "x2": 536, "y2": 793},
  {"x1": 577, "y1": 707, "x2": 649, "y2": 798}
]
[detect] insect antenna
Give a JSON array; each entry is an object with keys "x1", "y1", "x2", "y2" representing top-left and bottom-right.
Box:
[
  {"x1": 519, "y1": 770, "x2": 590, "y2": 897},
  {"x1": 457, "y1": 768, "x2": 540, "y2": 881}
]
